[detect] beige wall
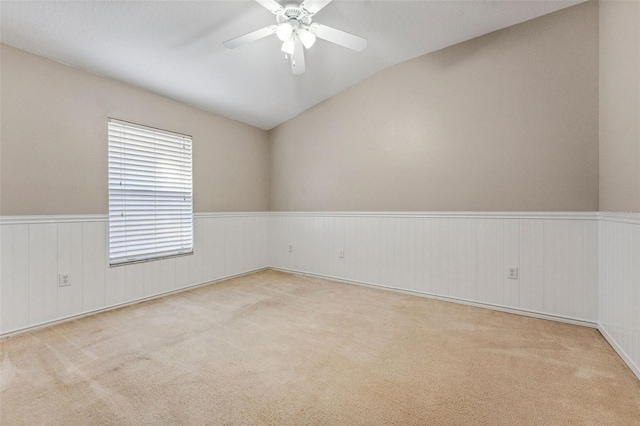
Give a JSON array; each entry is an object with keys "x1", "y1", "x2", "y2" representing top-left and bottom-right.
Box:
[
  {"x1": 269, "y1": 2, "x2": 599, "y2": 212},
  {"x1": 599, "y1": 0, "x2": 640, "y2": 213},
  {"x1": 0, "y1": 44, "x2": 270, "y2": 215}
]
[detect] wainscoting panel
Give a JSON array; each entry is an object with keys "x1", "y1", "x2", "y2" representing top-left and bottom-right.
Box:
[
  {"x1": 599, "y1": 215, "x2": 640, "y2": 378},
  {"x1": 0, "y1": 213, "x2": 269, "y2": 335},
  {"x1": 269, "y1": 213, "x2": 599, "y2": 324}
]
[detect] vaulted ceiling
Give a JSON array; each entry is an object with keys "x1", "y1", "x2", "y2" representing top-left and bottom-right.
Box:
[{"x1": 0, "y1": 0, "x2": 585, "y2": 129}]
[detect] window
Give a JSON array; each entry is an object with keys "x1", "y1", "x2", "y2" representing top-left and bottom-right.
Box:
[{"x1": 108, "y1": 119, "x2": 193, "y2": 265}]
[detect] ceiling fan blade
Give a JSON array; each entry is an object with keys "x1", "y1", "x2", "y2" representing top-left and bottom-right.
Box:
[
  {"x1": 255, "y1": 0, "x2": 284, "y2": 14},
  {"x1": 312, "y1": 24, "x2": 367, "y2": 52},
  {"x1": 301, "y1": 0, "x2": 333, "y2": 15},
  {"x1": 291, "y1": 37, "x2": 306, "y2": 75},
  {"x1": 223, "y1": 25, "x2": 277, "y2": 49}
]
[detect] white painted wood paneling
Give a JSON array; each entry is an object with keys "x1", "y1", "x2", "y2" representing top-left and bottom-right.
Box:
[
  {"x1": 82, "y1": 221, "x2": 106, "y2": 312},
  {"x1": 1, "y1": 225, "x2": 15, "y2": 331},
  {"x1": 27, "y1": 224, "x2": 44, "y2": 326},
  {"x1": 269, "y1": 213, "x2": 599, "y2": 325},
  {"x1": 12, "y1": 224, "x2": 30, "y2": 330},
  {"x1": 0, "y1": 213, "x2": 269, "y2": 335},
  {"x1": 599, "y1": 215, "x2": 640, "y2": 379},
  {"x1": 143, "y1": 256, "x2": 163, "y2": 301},
  {"x1": 42, "y1": 224, "x2": 59, "y2": 322},
  {"x1": 519, "y1": 220, "x2": 545, "y2": 312}
]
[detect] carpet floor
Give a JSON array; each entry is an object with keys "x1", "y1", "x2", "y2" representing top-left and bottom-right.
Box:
[{"x1": 1, "y1": 270, "x2": 639, "y2": 425}]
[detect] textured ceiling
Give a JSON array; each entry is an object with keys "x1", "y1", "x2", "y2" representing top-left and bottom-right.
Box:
[{"x1": 0, "y1": 0, "x2": 585, "y2": 130}]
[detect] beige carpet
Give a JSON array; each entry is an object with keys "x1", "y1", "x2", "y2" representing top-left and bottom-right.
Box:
[{"x1": 1, "y1": 270, "x2": 639, "y2": 425}]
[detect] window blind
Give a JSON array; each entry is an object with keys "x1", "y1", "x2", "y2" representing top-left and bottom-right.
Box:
[{"x1": 108, "y1": 119, "x2": 193, "y2": 265}]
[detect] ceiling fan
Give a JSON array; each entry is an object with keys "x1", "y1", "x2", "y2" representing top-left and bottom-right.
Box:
[{"x1": 223, "y1": 0, "x2": 367, "y2": 75}]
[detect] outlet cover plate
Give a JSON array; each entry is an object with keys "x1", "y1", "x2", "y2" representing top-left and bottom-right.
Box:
[{"x1": 59, "y1": 273, "x2": 71, "y2": 287}]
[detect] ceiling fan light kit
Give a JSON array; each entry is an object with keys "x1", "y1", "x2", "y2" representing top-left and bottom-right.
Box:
[
  {"x1": 276, "y1": 22, "x2": 294, "y2": 41},
  {"x1": 299, "y1": 28, "x2": 316, "y2": 48},
  {"x1": 223, "y1": 0, "x2": 367, "y2": 75},
  {"x1": 281, "y1": 38, "x2": 295, "y2": 55}
]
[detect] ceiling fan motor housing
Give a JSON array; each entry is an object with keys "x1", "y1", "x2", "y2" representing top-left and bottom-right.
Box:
[{"x1": 277, "y1": 4, "x2": 313, "y2": 26}]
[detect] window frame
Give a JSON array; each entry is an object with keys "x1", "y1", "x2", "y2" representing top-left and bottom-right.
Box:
[{"x1": 107, "y1": 118, "x2": 194, "y2": 267}]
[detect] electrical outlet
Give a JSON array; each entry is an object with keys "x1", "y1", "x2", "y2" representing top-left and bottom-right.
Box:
[
  {"x1": 339, "y1": 249, "x2": 344, "y2": 258},
  {"x1": 288, "y1": 244, "x2": 293, "y2": 253},
  {"x1": 507, "y1": 267, "x2": 519, "y2": 280},
  {"x1": 59, "y1": 273, "x2": 71, "y2": 287}
]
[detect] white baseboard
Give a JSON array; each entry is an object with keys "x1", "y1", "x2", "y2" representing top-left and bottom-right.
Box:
[
  {"x1": 598, "y1": 324, "x2": 640, "y2": 381},
  {"x1": 0, "y1": 267, "x2": 269, "y2": 340},
  {"x1": 270, "y1": 267, "x2": 598, "y2": 329}
]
